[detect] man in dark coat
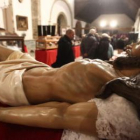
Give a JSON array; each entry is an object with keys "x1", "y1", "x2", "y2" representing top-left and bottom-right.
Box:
[
  {"x1": 81, "y1": 29, "x2": 98, "y2": 59},
  {"x1": 52, "y1": 29, "x2": 75, "y2": 68}
]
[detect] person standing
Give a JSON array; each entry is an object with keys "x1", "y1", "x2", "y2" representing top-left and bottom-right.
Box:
[
  {"x1": 52, "y1": 29, "x2": 75, "y2": 68},
  {"x1": 95, "y1": 33, "x2": 114, "y2": 61},
  {"x1": 81, "y1": 29, "x2": 98, "y2": 59}
]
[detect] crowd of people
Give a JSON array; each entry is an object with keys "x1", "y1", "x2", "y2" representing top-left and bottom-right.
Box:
[
  {"x1": 80, "y1": 28, "x2": 131, "y2": 61},
  {"x1": 51, "y1": 28, "x2": 133, "y2": 68}
]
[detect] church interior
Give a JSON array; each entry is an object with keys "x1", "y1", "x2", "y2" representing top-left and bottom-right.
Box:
[
  {"x1": 0, "y1": 0, "x2": 140, "y2": 59},
  {"x1": 0, "y1": 0, "x2": 140, "y2": 139}
]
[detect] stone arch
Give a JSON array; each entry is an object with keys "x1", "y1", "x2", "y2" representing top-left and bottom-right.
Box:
[
  {"x1": 84, "y1": 23, "x2": 90, "y2": 34},
  {"x1": 75, "y1": 21, "x2": 82, "y2": 38},
  {"x1": 57, "y1": 12, "x2": 67, "y2": 35},
  {"x1": 50, "y1": 0, "x2": 73, "y2": 27}
]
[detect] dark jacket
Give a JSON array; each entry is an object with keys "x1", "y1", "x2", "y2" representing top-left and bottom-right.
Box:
[
  {"x1": 81, "y1": 33, "x2": 98, "y2": 59},
  {"x1": 95, "y1": 37, "x2": 113, "y2": 60},
  {"x1": 52, "y1": 35, "x2": 74, "y2": 68},
  {"x1": 116, "y1": 39, "x2": 125, "y2": 50}
]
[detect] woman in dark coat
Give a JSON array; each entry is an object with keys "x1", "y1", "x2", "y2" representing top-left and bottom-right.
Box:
[{"x1": 96, "y1": 33, "x2": 113, "y2": 60}]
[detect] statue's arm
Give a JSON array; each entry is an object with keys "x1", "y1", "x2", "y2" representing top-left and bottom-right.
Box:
[{"x1": 0, "y1": 101, "x2": 98, "y2": 136}]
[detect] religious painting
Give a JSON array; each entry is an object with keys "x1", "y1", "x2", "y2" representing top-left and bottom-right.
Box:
[{"x1": 16, "y1": 15, "x2": 28, "y2": 31}]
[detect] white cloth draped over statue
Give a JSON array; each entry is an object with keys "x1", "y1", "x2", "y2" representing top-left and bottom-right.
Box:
[{"x1": 61, "y1": 94, "x2": 140, "y2": 140}]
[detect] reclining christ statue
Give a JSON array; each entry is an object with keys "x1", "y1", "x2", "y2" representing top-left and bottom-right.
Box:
[{"x1": 0, "y1": 42, "x2": 139, "y2": 139}]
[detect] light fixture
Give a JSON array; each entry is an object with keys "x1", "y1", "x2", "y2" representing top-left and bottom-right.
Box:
[
  {"x1": 0, "y1": 0, "x2": 9, "y2": 9},
  {"x1": 100, "y1": 20, "x2": 107, "y2": 27},
  {"x1": 110, "y1": 20, "x2": 117, "y2": 28}
]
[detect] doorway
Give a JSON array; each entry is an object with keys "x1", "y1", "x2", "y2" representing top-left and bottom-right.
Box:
[
  {"x1": 57, "y1": 13, "x2": 67, "y2": 35},
  {"x1": 75, "y1": 21, "x2": 82, "y2": 38}
]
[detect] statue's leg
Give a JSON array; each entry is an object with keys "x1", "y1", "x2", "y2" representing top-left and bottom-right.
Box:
[{"x1": 0, "y1": 101, "x2": 98, "y2": 136}]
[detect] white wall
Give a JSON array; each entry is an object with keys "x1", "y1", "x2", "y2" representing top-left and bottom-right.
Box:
[
  {"x1": 5, "y1": 5, "x2": 14, "y2": 33},
  {"x1": 40, "y1": 0, "x2": 54, "y2": 25},
  {"x1": 40, "y1": 0, "x2": 72, "y2": 27},
  {"x1": 51, "y1": 1, "x2": 71, "y2": 27},
  {"x1": 134, "y1": 8, "x2": 140, "y2": 41},
  {"x1": 1, "y1": 0, "x2": 86, "y2": 38},
  {"x1": 40, "y1": 0, "x2": 86, "y2": 35},
  {"x1": 12, "y1": 0, "x2": 33, "y2": 40},
  {"x1": 0, "y1": 9, "x2": 4, "y2": 28},
  {"x1": 1, "y1": 0, "x2": 75, "y2": 39},
  {"x1": 39, "y1": 0, "x2": 87, "y2": 35}
]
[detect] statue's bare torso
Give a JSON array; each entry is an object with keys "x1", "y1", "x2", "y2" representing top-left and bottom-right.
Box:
[
  {"x1": 23, "y1": 59, "x2": 120, "y2": 104},
  {"x1": 1, "y1": 45, "x2": 140, "y2": 138}
]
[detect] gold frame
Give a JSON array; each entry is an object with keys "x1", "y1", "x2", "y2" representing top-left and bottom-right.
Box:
[{"x1": 16, "y1": 15, "x2": 28, "y2": 31}]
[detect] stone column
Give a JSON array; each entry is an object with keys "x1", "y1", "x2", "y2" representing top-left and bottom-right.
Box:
[
  {"x1": 4, "y1": 0, "x2": 14, "y2": 33},
  {"x1": 31, "y1": 0, "x2": 41, "y2": 39}
]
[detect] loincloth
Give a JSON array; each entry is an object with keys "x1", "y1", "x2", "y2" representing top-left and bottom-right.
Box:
[{"x1": 0, "y1": 51, "x2": 49, "y2": 106}]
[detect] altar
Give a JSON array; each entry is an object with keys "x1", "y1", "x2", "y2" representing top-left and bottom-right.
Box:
[
  {"x1": 35, "y1": 49, "x2": 58, "y2": 66},
  {"x1": 35, "y1": 36, "x2": 81, "y2": 66},
  {"x1": 35, "y1": 46, "x2": 81, "y2": 66}
]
